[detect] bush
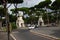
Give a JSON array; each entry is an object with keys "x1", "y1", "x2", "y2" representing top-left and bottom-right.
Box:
[{"x1": 11, "y1": 22, "x2": 17, "y2": 30}]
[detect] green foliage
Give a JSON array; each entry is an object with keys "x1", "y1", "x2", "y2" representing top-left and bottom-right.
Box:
[
  {"x1": 17, "y1": 7, "x2": 29, "y2": 11},
  {"x1": 11, "y1": 7, "x2": 29, "y2": 14},
  {"x1": 11, "y1": 22, "x2": 17, "y2": 30},
  {"x1": 24, "y1": 16, "x2": 38, "y2": 24},
  {"x1": 0, "y1": 0, "x2": 23, "y2": 4},
  {"x1": 35, "y1": 0, "x2": 51, "y2": 8},
  {"x1": 42, "y1": 12, "x2": 57, "y2": 23},
  {"x1": 0, "y1": 7, "x2": 5, "y2": 16},
  {"x1": 9, "y1": 14, "x2": 17, "y2": 22},
  {"x1": 10, "y1": 0, "x2": 60, "y2": 24},
  {"x1": 8, "y1": 0, "x2": 23, "y2": 3},
  {"x1": 51, "y1": 0, "x2": 60, "y2": 10},
  {"x1": 0, "y1": 7, "x2": 5, "y2": 21}
]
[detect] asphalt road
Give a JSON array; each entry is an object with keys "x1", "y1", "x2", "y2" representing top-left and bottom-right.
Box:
[
  {"x1": 0, "y1": 32, "x2": 13, "y2": 40},
  {"x1": 12, "y1": 29, "x2": 52, "y2": 40}
]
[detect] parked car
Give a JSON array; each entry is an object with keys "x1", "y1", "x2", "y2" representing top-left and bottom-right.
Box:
[{"x1": 28, "y1": 24, "x2": 35, "y2": 29}]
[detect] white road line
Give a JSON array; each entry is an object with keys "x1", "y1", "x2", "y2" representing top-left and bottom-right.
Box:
[
  {"x1": 10, "y1": 34, "x2": 17, "y2": 40},
  {"x1": 30, "y1": 30, "x2": 60, "y2": 40}
]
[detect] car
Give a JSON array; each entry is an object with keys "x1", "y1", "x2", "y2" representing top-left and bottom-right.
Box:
[{"x1": 28, "y1": 24, "x2": 35, "y2": 29}]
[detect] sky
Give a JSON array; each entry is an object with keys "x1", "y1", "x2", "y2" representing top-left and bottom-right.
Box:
[{"x1": 8, "y1": 0, "x2": 55, "y2": 14}]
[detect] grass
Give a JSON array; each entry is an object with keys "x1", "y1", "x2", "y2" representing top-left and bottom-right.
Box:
[{"x1": 1, "y1": 27, "x2": 7, "y2": 31}]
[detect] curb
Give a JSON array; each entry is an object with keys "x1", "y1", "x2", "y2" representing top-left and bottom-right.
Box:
[
  {"x1": 10, "y1": 34, "x2": 16, "y2": 40},
  {"x1": 30, "y1": 30, "x2": 60, "y2": 40}
]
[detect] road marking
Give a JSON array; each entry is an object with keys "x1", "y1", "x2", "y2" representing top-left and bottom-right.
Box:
[
  {"x1": 30, "y1": 30, "x2": 60, "y2": 40},
  {"x1": 10, "y1": 34, "x2": 17, "y2": 40}
]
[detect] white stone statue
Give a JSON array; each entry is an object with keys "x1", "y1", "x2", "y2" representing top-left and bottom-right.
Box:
[
  {"x1": 16, "y1": 11, "x2": 25, "y2": 28},
  {"x1": 38, "y1": 16, "x2": 44, "y2": 26}
]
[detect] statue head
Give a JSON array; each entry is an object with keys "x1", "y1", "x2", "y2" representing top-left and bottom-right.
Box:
[
  {"x1": 18, "y1": 11, "x2": 23, "y2": 17},
  {"x1": 39, "y1": 16, "x2": 42, "y2": 18}
]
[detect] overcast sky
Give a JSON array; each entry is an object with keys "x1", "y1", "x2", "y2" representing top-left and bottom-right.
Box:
[{"x1": 8, "y1": 0, "x2": 55, "y2": 14}]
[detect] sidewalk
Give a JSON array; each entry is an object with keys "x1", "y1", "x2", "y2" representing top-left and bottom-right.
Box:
[
  {"x1": 30, "y1": 27, "x2": 60, "y2": 40},
  {"x1": 0, "y1": 31, "x2": 13, "y2": 40}
]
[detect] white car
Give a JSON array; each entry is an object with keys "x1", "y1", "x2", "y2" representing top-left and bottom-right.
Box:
[{"x1": 28, "y1": 25, "x2": 35, "y2": 29}]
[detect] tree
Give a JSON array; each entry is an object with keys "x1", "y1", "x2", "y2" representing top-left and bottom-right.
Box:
[
  {"x1": 0, "y1": 7, "x2": 5, "y2": 21},
  {"x1": 9, "y1": 14, "x2": 17, "y2": 22},
  {"x1": 34, "y1": 0, "x2": 52, "y2": 24},
  {"x1": 0, "y1": 7, "x2": 4, "y2": 28},
  {"x1": 11, "y1": 7, "x2": 35, "y2": 24},
  {"x1": 51, "y1": 0, "x2": 60, "y2": 24},
  {"x1": 11, "y1": 7, "x2": 29, "y2": 15},
  {"x1": 11, "y1": 7, "x2": 38, "y2": 24},
  {"x1": 0, "y1": 0, "x2": 23, "y2": 40}
]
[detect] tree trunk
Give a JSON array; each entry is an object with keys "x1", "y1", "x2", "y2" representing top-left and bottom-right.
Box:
[
  {"x1": 3, "y1": 0, "x2": 10, "y2": 40},
  {"x1": 0, "y1": 21, "x2": 2, "y2": 29},
  {"x1": 46, "y1": 13, "x2": 49, "y2": 24},
  {"x1": 56, "y1": 11, "x2": 59, "y2": 26}
]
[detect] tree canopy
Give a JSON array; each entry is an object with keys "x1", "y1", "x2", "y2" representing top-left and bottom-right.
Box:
[
  {"x1": 51, "y1": 0, "x2": 60, "y2": 10},
  {"x1": 0, "y1": 7, "x2": 5, "y2": 16},
  {"x1": 34, "y1": 0, "x2": 51, "y2": 8},
  {"x1": 0, "y1": 0, "x2": 23, "y2": 4},
  {"x1": 10, "y1": 0, "x2": 60, "y2": 24}
]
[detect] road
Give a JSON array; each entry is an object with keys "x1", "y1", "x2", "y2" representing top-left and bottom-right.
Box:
[
  {"x1": 12, "y1": 29, "x2": 52, "y2": 40},
  {"x1": 0, "y1": 32, "x2": 13, "y2": 40}
]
